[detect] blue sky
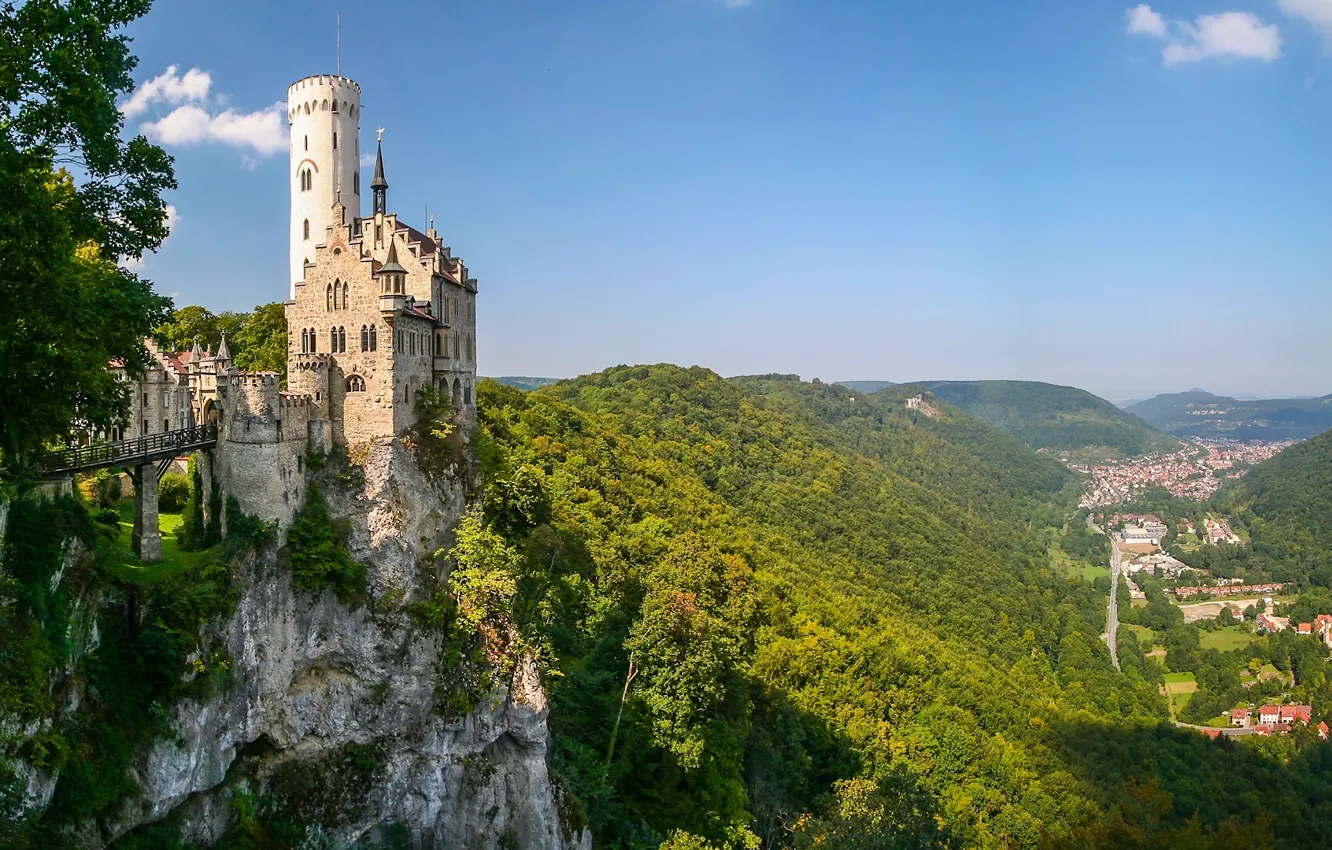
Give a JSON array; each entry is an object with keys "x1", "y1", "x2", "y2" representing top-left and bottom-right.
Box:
[{"x1": 122, "y1": 0, "x2": 1332, "y2": 402}]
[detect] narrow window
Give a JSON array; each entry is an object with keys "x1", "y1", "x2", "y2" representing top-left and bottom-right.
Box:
[
  {"x1": 361, "y1": 325, "x2": 368, "y2": 351},
  {"x1": 164, "y1": 418, "x2": 169, "y2": 433},
  {"x1": 163, "y1": 392, "x2": 170, "y2": 409},
  {"x1": 310, "y1": 328, "x2": 316, "y2": 353},
  {"x1": 353, "y1": 171, "x2": 359, "y2": 194},
  {"x1": 332, "y1": 100, "x2": 340, "y2": 114},
  {"x1": 369, "y1": 325, "x2": 377, "y2": 351},
  {"x1": 339, "y1": 326, "x2": 346, "y2": 353},
  {"x1": 343, "y1": 282, "x2": 349, "y2": 308},
  {"x1": 333, "y1": 131, "x2": 338, "y2": 150},
  {"x1": 301, "y1": 328, "x2": 308, "y2": 353},
  {"x1": 326, "y1": 284, "x2": 333, "y2": 312},
  {"x1": 144, "y1": 419, "x2": 149, "y2": 434},
  {"x1": 333, "y1": 280, "x2": 340, "y2": 310},
  {"x1": 304, "y1": 135, "x2": 308, "y2": 151},
  {"x1": 464, "y1": 383, "x2": 471, "y2": 405},
  {"x1": 303, "y1": 219, "x2": 310, "y2": 240},
  {"x1": 330, "y1": 327, "x2": 337, "y2": 352}
]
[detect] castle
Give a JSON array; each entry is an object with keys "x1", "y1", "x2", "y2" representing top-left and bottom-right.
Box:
[{"x1": 106, "y1": 74, "x2": 480, "y2": 555}]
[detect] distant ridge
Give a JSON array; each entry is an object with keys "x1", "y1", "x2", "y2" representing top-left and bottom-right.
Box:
[
  {"x1": 836, "y1": 380, "x2": 897, "y2": 394},
  {"x1": 1127, "y1": 390, "x2": 1332, "y2": 440},
  {"x1": 488, "y1": 376, "x2": 561, "y2": 392},
  {"x1": 896, "y1": 379, "x2": 1176, "y2": 456}
]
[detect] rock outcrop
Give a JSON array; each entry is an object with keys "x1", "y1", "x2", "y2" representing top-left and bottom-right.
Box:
[{"x1": 83, "y1": 439, "x2": 584, "y2": 848}]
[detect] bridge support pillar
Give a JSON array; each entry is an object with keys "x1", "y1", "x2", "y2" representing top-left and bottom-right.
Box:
[
  {"x1": 197, "y1": 450, "x2": 214, "y2": 530},
  {"x1": 132, "y1": 464, "x2": 162, "y2": 562}
]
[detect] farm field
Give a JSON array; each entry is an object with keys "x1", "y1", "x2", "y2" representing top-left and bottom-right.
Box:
[{"x1": 1164, "y1": 671, "x2": 1198, "y2": 718}]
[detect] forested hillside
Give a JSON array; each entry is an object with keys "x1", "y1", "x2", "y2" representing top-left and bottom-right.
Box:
[
  {"x1": 907, "y1": 380, "x2": 1176, "y2": 457},
  {"x1": 1218, "y1": 427, "x2": 1332, "y2": 585},
  {"x1": 1128, "y1": 390, "x2": 1332, "y2": 441},
  {"x1": 472, "y1": 366, "x2": 1330, "y2": 848}
]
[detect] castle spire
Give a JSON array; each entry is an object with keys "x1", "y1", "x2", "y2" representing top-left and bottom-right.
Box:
[
  {"x1": 371, "y1": 131, "x2": 388, "y2": 216},
  {"x1": 216, "y1": 332, "x2": 232, "y2": 363}
]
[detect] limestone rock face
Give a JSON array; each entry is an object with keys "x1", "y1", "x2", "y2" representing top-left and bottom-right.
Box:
[{"x1": 116, "y1": 440, "x2": 587, "y2": 848}]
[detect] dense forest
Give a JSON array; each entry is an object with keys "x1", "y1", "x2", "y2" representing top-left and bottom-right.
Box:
[
  {"x1": 907, "y1": 380, "x2": 1177, "y2": 458},
  {"x1": 1217, "y1": 427, "x2": 1332, "y2": 587},
  {"x1": 467, "y1": 367, "x2": 1332, "y2": 847}
]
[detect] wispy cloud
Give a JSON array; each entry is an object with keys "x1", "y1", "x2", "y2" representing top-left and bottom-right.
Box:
[
  {"x1": 1280, "y1": 0, "x2": 1332, "y2": 42},
  {"x1": 1126, "y1": 6, "x2": 1282, "y2": 67},
  {"x1": 125, "y1": 66, "x2": 287, "y2": 157},
  {"x1": 722, "y1": 0, "x2": 753, "y2": 7},
  {"x1": 120, "y1": 65, "x2": 211, "y2": 118},
  {"x1": 1127, "y1": 4, "x2": 1167, "y2": 38}
]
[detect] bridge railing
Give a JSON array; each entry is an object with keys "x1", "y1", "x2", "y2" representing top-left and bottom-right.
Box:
[{"x1": 40, "y1": 424, "x2": 218, "y2": 476}]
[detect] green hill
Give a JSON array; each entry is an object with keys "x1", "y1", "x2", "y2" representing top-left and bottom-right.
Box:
[
  {"x1": 488, "y1": 375, "x2": 561, "y2": 391},
  {"x1": 1218, "y1": 427, "x2": 1332, "y2": 584},
  {"x1": 835, "y1": 379, "x2": 897, "y2": 394},
  {"x1": 1127, "y1": 390, "x2": 1332, "y2": 440},
  {"x1": 901, "y1": 379, "x2": 1177, "y2": 457},
  {"x1": 472, "y1": 365, "x2": 1325, "y2": 848}
]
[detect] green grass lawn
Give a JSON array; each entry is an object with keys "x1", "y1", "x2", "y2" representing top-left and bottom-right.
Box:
[
  {"x1": 1049, "y1": 545, "x2": 1108, "y2": 582},
  {"x1": 1121, "y1": 623, "x2": 1156, "y2": 644},
  {"x1": 1200, "y1": 626, "x2": 1258, "y2": 653},
  {"x1": 108, "y1": 498, "x2": 220, "y2": 584},
  {"x1": 1163, "y1": 672, "x2": 1198, "y2": 719}
]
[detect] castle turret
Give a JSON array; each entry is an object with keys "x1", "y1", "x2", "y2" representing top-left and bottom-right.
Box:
[
  {"x1": 378, "y1": 241, "x2": 407, "y2": 326},
  {"x1": 288, "y1": 75, "x2": 363, "y2": 296}
]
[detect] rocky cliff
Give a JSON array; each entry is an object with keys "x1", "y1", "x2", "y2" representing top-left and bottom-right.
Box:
[{"x1": 5, "y1": 439, "x2": 587, "y2": 848}]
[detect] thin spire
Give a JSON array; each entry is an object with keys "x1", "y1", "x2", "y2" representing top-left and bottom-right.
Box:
[
  {"x1": 371, "y1": 134, "x2": 388, "y2": 215},
  {"x1": 216, "y1": 332, "x2": 231, "y2": 361},
  {"x1": 337, "y1": 10, "x2": 341, "y2": 75}
]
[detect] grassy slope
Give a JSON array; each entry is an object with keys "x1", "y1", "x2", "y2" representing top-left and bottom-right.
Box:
[{"x1": 904, "y1": 379, "x2": 1177, "y2": 456}]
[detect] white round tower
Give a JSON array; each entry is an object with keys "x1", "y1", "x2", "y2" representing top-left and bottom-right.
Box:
[{"x1": 287, "y1": 75, "x2": 362, "y2": 295}]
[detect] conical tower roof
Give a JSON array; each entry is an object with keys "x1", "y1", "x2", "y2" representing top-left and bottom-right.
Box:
[
  {"x1": 216, "y1": 332, "x2": 231, "y2": 361},
  {"x1": 379, "y1": 240, "x2": 406, "y2": 275},
  {"x1": 370, "y1": 139, "x2": 388, "y2": 191}
]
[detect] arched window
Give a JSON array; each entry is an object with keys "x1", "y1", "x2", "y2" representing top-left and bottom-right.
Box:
[
  {"x1": 338, "y1": 326, "x2": 346, "y2": 353},
  {"x1": 309, "y1": 328, "x2": 316, "y2": 353},
  {"x1": 464, "y1": 382, "x2": 472, "y2": 406},
  {"x1": 321, "y1": 99, "x2": 328, "y2": 111},
  {"x1": 353, "y1": 171, "x2": 359, "y2": 194},
  {"x1": 343, "y1": 282, "x2": 349, "y2": 309},
  {"x1": 326, "y1": 284, "x2": 333, "y2": 312},
  {"x1": 300, "y1": 328, "x2": 308, "y2": 353},
  {"x1": 360, "y1": 325, "x2": 369, "y2": 351},
  {"x1": 330, "y1": 327, "x2": 337, "y2": 352},
  {"x1": 369, "y1": 324, "x2": 377, "y2": 351},
  {"x1": 332, "y1": 100, "x2": 339, "y2": 114},
  {"x1": 453, "y1": 334, "x2": 460, "y2": 359},
  {"x1": 346, "y1": 375, "x2": 364, "y2": 392},
  {"x1": 303, "y1": 219, "x2": 310, "y2": 240},
  {"x1": 333, "y1": 280, "x2": 340, "y2": 310},
  {"x1": 304, "y1": 102, "x2": 310, "y2": 115}
]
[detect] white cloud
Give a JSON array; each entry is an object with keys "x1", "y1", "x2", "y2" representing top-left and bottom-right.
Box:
[
  {"x1": 360, "y1": 152, "x2": 377, "y2": 167},
  {"x1": 127, "y1": 66, "x2": 287, "y2": 158},
  {"x1": 1280, "y1": 0, "x2": 1332, "y2": 41},
  {"x1": 142, "y1": 102, "x2": 287, "y2": 156},
  {"x1": 164, "y1": 203, "x2": 180, "y2": 233},
  {"x1": 1162, "y1": 12, "x2": 1282, "y2": 66},
  {"x1": 120, "y1": 65, "x2": 211, "y2": 119},
  {"x1": 1127, "y1": 4, "x2": 1167, "y2": 38}
]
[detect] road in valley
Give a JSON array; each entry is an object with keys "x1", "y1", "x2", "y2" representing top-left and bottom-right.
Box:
[
  {"x1": 1108, "y1": 536, "x2": 1122, "y2": 672},
  {"x1": 1087, "y1": 516, "x2": 1121, "y2": 672}
]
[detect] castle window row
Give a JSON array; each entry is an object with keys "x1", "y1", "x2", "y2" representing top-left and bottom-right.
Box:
[
  {"x1": 360, "y1": 325, "x2": 378, "y2": 351},
  {"x1": 326, "y1": 280, "x2": 350, "y2": 311},
  {"x1": 299, "y1": 168, "x2": 313, "y2": 191},
  {"x1": 292, "y1": 100, "x2": 357, "y2": 120}
]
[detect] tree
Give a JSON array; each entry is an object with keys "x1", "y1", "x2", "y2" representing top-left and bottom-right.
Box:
[
  {"x1": 231, "y1": 302, "x2": 287, "y2": 374},
  {"x1": 0, "y1": 0, "x2": 175, "y2": 483}
]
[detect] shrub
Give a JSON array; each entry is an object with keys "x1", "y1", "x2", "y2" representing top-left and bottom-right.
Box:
[
  {"x1": 286, "y1": 484, "x2": 365, "y2": 604},
  {"x1": 158, "y1": 471, "x2": 190, "y2": 513}
]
